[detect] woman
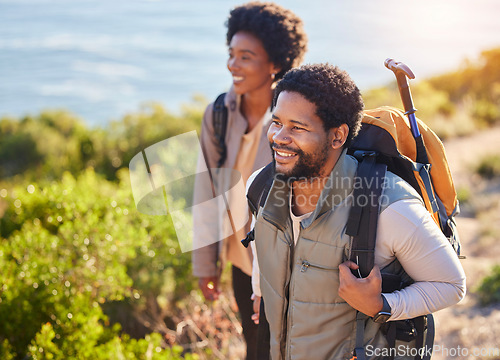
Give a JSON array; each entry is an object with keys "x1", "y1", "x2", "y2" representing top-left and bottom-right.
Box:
[{"x1": 192, "y1": 2, "x2": 307, "y2": 359}]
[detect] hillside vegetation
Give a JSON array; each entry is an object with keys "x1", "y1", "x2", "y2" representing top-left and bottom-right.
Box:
[{"x1": 363, "y1": 47, "x2": 500, "y2": 138}]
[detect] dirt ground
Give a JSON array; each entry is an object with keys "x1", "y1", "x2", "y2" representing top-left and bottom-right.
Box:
[{"x1": 431, "y1": 126, "x2": 500, "y2": 360}]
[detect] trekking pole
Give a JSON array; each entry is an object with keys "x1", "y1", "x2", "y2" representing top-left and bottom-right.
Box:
[{"x1": 384, "y1": 58, "x2": 429, "y2": 165}]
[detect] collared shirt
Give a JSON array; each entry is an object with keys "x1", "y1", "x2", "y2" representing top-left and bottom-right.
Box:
[{"x1": 289, "y1": 190, "x2": 313, "y2": 245}]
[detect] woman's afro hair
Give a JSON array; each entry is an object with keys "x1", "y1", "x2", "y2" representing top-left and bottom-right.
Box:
[
  {"x1": 226, "y1": 2, "x2": 307, "y2": 80},
  {"x1": 274, "y1": 63, "x2": 364, "y2": 148}
]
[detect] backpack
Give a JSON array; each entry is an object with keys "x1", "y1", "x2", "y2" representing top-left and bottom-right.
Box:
[
  {"x1": 242, "y1": 106, "x2": 462, "y2": 360},
  {"x1": 346, "y1": 107, "x2": 462, "y2": 360}
]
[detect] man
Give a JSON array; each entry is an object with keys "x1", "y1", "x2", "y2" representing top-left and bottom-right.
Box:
[{"x1": 249, "y1": 63, "x2": 466, "y2": 359}]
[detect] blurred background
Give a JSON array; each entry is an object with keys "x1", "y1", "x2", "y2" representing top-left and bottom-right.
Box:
[
  {"x1": 1, "y1": 0, "x2": 500, "y2": 125},
  {"x1": 1, "y1": 0, "x2": 500, "y2": 359}
]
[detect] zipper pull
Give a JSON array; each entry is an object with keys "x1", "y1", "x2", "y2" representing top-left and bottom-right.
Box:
[{"x1": 300, "y1": 261, "x2": 310, "y2": 272}]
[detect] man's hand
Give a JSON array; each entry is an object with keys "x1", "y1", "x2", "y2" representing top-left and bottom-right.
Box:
[
  {"x1": 198, "y1": 276, "x2": 221, "y2": 301},
  {"x1": 338, "y1": 261, "x2": 384, "y2": 317},
  {"x1": 251, "y1": 294, "x2": 261, "y2": 325}
]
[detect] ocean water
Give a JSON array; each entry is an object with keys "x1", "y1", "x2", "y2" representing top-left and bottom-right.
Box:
[{"x1": 1, "y1": 0, "x2": 499, "y2": 126}]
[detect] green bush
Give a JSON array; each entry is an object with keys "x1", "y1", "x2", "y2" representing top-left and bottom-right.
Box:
[
  {"x1": 88, "y1": 100, "x2": 204, "y2": 181},
  {"x1": 476, "y1": 265, "x2": 500, "y2": 306},
  {"x1": 0, "y1": 168, "x2": 196, "y2": 358},
  {"x1": 428, "y1": 47, "x2": 500, "y2": 127},
  {"x1": 25, "y1": 324, "x2": 192, "y2": 360},
  {"x1": 0, "y1": 111, "x2": 91, "y2": 180},
  {"x1": 456, "y1": 186, "x2": 471, "y2": 204},
  {"x1": 0, "y1": 99, "x2": 205, "y2": 182},
  {"x1": 476, "y1": 155, "x2": 500, "y2": 179}
]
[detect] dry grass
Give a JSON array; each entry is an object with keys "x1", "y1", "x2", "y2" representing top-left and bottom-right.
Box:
[
  {"x1": 432, "y1": 126, "x2": 500, "y2": 360},
  {"x1": 172, "y1": 292, "x2": 245, "y2": 360}
]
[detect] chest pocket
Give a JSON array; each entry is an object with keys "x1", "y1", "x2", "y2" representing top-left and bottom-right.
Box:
[{"x1": 291, "y1": 237, "x2": 348, "y2": 304}]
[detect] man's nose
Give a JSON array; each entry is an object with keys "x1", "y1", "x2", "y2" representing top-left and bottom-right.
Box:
[{"x1": 272, "y1": 127, "x2": 292, "y2": 145}]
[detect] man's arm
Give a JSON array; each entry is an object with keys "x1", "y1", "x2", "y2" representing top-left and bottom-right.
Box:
[
  {"x1": 376, "y1": 198, "x2": 466, "y2": 320},
  {"x1": 339, "y1": 198, "x2": 466, "y2": 320}
]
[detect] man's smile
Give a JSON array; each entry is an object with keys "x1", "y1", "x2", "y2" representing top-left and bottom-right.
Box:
[
  {"x1": 276, "y1": 151, "x2": 296, "y2": 158},
  {"x1": 272, "y1": 145, "x2": 299, "y2": 162}
]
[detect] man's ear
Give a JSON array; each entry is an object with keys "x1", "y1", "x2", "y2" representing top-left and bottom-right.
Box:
[{"x1": 330, "y1": 124, "x2": 349, "y2": 150}]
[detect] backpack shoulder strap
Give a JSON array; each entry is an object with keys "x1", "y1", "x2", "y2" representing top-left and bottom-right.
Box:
[
  {"x1": 212, "y1": 92, "x2": 228, "y2": 168},
  {"x1": 241, "y1": 163, "x2": 274, "y2": 248},
  {"x1": 247, "y1": 163, "x2": 274, "y2": 216},
  {"x1": 346, "y1": 151, "x2": 387, "y2": 278},
  {"x1": 346, "y1": 152, "x2": 387, "y2": 360}
]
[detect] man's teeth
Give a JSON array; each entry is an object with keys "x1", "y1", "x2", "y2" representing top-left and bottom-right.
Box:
[
  {"x1": 233, "y1": 76, "x2": 244, "y2": 81},
  {"x1": 276, "y1": 151, "x2": 295, "y2": 157}
]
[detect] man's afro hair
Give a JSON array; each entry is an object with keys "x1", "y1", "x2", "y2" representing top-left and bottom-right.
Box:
[
  {"x1": 274, "y1": 63, "x2": 364, "y2": 148},
  {"x1": 226, "y1": 2, "x2": 307, "y2": 80}
]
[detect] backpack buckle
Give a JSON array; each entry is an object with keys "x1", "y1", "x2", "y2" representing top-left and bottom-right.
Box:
[
  {"x1": 241, "y1": 229, "x2": 255, "y2": 248},
  {"x1": 352, "y1": 150, "x2": 378, "y2": 161}
]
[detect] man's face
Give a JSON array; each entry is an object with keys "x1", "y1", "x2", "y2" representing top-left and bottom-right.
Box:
[{"x1": 268, "y1": 91, "x2": 336, "y2": 181}]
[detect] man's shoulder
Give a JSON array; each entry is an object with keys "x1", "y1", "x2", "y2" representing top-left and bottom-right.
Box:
[
  {"x1": 245, "y1": 164, "x2": 275, "y2": 217},
  {"x1": 246, "y1": 167, "x2": 264, "y2": 194},
  {"x1": 380, "y1": 171, "x2": 424, "y2": 211},
  {"x1": 246, "y1": 164, "x2": 273, "y2": 195}
]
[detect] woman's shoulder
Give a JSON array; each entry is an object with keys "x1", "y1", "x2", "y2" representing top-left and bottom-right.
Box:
[{"x1": 204, "y1": 86, "x2": 239, "y2": 118}]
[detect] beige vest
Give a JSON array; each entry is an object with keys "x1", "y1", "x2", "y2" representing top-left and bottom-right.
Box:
[{"x1": 254, "y1": 151, "x2": 419, "y2": 360}]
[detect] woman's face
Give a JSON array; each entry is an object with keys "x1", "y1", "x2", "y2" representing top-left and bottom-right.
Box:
[{"x1": 227, "y1": 31, "x2": 279, "y2": 96}]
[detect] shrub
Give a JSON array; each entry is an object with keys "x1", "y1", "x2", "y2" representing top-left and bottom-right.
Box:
[
  {"x1": 0, "y1": 99, "x2": 205, "y2": 182},
  {"x1": 476, "y1": 265, "x2": 500, "y2": 306},
  {"x1": 456, "y1": 186, "x2": 471, "y2": 204},
  {"x1": 476, "y1": 155, "x2": 500, "y2": 179},
  {"x1": 0, "y1": 168, "x2": 196, "y2": 358},
  {"x1": 0, "y1": 110, "x2": 97, "y2": 182},
  {"x1": 87, "y1": 100, "x2": 205, "y2": 181}
]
